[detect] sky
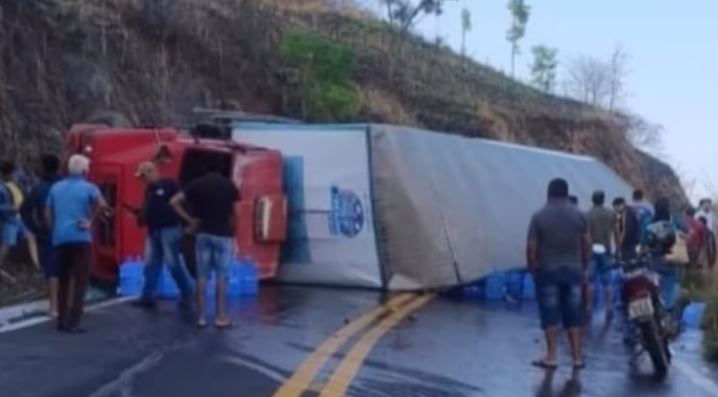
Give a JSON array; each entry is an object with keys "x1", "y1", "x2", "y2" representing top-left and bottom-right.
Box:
[{"x1": 355, "y1": 0, "x2": 718, "y2": 201}]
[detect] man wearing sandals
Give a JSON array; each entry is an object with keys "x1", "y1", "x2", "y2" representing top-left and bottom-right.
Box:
[
  {"x1": 171, "y1": 165, "x2": 239, "y2": 329},
  {"x1": 527, "y1": 178, "x2": 590, "y2": 370}
]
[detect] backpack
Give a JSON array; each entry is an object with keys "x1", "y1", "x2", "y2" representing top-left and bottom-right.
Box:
[{"x1": 646, "y1": 220, "x2": 677, "y2": 256}]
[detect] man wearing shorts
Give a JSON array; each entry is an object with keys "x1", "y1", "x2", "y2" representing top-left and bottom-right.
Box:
[
  {"x1": 527, "y1": 178, "x2": 590, "y2": 369},
  {"x1": 21, "y1": 155, "x2": 62, "y2": 316},
  {"x1": 585, "y1": 190, "x2": 616, "y2": 318},
  {"x1": 171, "y1": 166, "x2": 239, "y2": 328}
]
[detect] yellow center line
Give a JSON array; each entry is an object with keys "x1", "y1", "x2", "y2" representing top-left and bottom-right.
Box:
[
  {"x1": 271, "y1": 293, "x2": 417, "y2": 397},
  {"x1": 319, "y1": 294, "x2": 435, "y2": 397}
]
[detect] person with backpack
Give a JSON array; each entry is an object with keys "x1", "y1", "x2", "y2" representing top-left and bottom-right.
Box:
[
  {"x1": 1, "y1": 160, "x2": 41, "y2": 272},
  {"x1": 645, "y1": 197, "x2": 679, "y2": 309},
  {"x1": 21, "y1": 155, "x2": 62, "y2": 317}
]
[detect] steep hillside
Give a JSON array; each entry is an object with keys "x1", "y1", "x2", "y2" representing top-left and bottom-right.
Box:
[{"x1": 0, "y1": 0, "x2": 686, "y2": 204}]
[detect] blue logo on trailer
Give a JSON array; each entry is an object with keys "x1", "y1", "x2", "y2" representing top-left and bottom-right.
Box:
[{"x1": 329, "y1": 186, "x2": 364, "y2": 238}]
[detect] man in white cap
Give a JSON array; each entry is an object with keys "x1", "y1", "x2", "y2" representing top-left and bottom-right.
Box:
[{"x1": 130, "y1": 161, "x2": 193, "y2": 313}]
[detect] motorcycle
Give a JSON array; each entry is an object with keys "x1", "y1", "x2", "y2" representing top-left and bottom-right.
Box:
[{"x1": 619, "y1": 254, "x2": 678, "y2": 380}]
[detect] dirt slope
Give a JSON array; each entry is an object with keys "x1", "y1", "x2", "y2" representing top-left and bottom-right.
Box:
[{"x1": 0, "y1": 0, "x2": 686, "y2": 204}]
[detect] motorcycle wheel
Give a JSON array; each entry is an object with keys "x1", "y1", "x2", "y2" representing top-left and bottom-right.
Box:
[{"x1": 640, "y1": 320, "x2": 669, "y2": 380}]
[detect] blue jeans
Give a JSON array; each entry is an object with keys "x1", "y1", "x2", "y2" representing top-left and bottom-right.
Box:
[
  {"x1": 536, "y1": 267, "x2": 583, "y2": 329},
  {"x1": 590, "y1": 253, "x2": 614, "y2": 287},
  {"x1": 1, "y1": 216, "x2": 24, "y2": 246},
  {"x1": 142, "y1": 227, "x2": 193, "y2": 301},
  {"x1": 195, "y1": 233, "x2": 234, "y2": 279}
]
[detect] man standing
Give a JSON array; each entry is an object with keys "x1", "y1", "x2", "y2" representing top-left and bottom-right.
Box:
[
  {"x1": 21, "y1": 155, "x2": 62, "y2": 316},
  {"x1": 585, "y1": 191, "x2": 615, "y2": 318},
  {"x1": 46, "y1": 154, "x2": 108, "y2": 333},
  {"x1": 1, "y1": 161, "x2": 40, "y2": 271},
  {"x1": 696, "y1": 198, "x2": 717, "y2": 267},
  {"x1": 171, "y1": 167, "x2": 239, "y2": 328},
  {"x1": 527, "y1": 178, "x2": 590, "y2": 369},
  {"x1": 613, "y1": 197, "x2": 640, "y2": 260},
  {"x1": 131, "y1": 161, "x2": 193, "y2": 312}
]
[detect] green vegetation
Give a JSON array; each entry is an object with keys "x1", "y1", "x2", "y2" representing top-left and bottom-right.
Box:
[
  {"x1": 506, "y1": 0, "x2": 531, "y2": 76},
  {"x1": 530, "y1": 45, "x2": 558, "y2": 92},
  {"x1": 280, "y1": 31, "x2": 359, "y2": 120},
  {"x1": 681, "y1": 269, "x2": 718, "y2": 362},
  {"x1": 704, "y1": 294, "x2": 718, "y2": 362}
]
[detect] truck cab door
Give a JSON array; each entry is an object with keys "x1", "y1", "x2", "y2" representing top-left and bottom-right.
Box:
[
  {"x1": 90, "y1": 164, "x2": 123, "y2": 281},
  {"x1": 234, "y1": 150, "x2": 287, "y2": 279}
]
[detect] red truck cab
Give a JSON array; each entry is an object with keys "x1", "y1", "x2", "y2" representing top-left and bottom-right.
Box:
[{"x1": 65, "y1": 124, "x2": 287, "y2": 283}]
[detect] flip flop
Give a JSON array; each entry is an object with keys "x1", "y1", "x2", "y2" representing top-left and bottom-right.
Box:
[
  {"x1": 573, "y1": 361, "x2": 586, "y2": 370},
  {"x1": 214, "y1": 319, "x2": 233, "y2": 330},
  {"x1": 197, "y1": 317, "x2": 208, "y2": 328},
  {"x1": 532, "y1": 359, "x2": 558, "y2": 370}
]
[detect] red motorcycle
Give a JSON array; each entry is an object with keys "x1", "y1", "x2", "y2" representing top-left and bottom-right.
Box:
[{"x1": 620, "y1": 255, "x2": 674, "y2": 380}]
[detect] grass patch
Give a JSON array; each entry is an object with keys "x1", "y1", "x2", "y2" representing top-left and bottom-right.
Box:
[
  {"x1": 681, "y1": 268, "x2": 718, "y2": 362},
  {"x1": 280, "y1": 31, "x2": 359, "y2": 121}
]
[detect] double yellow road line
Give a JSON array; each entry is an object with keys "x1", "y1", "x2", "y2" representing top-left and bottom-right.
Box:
[{"x1": 272, "y1": 293, "x2": 434, "y2": 397}]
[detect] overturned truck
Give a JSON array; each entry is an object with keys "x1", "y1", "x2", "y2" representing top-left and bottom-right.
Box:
[{"x1": 234, "y1": 123, "x2": 633, "y2": 291}]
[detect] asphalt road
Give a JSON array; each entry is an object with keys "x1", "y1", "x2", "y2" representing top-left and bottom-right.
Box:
[{"x1": 0, "y1": 286, "x2": 716, "y2": 397}]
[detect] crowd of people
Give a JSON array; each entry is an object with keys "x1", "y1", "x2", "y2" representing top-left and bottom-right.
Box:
[
  {"x1": 0, "y1": 154, "x2": 240, "y2": 333},
  {"x1": 526, "y1": 178, "x2": 716, "y2": 370}
]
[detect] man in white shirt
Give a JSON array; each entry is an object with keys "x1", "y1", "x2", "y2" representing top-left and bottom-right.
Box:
[
  {"x1": 696, "y1": 198, "x2": 717, "y2": 267},
  {"x1": 697, "y1": 199, "x2": 716, "y2": 232}
]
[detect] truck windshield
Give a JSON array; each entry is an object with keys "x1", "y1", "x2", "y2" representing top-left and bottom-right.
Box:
[{"x1": 179, "y1": 149, "x2": 233, "y2": 187}]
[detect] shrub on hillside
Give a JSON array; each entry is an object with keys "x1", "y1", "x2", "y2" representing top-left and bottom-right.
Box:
[
  {"x1": 704, "y1": 294, "x2": 718, "y2": 362},
  {"x1": 280, "y1": 31, "x2": 359, "y2": 120}
]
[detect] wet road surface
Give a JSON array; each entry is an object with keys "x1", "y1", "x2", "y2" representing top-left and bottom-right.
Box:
[{"x1": 0, "y1": 286, "x2": 716, "y2": 397}]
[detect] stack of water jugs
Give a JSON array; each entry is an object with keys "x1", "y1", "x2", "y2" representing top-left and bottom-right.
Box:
[{"x1": 118, "y1": 257, "x2": 259, "y2": 298}]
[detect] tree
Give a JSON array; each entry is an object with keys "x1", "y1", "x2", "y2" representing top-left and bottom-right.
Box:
[
  {"x1": 530, "y1": 45, "x2": 558, "y2": 92},
  {"x1": 607, "y1": 46, "x2": 629, "y2": 111},
  {"x1": 563, "y1": 55, "x2": 610, "y2": 107},
  {"x1": 461, "y1": 7, "x2": 472, "y2": 58},
  {"x1": 563, "y1": 47, "x2": 630, "y2": 110},
  {"x1": 381, "y1": 0, "x2": 456, "y2": 34},
  {"x1": 625, "y1": 113, "x2": 664, "y2": 152},
  {"x1": 506, "y1": 0, "x2": 530, "y2": 77}
]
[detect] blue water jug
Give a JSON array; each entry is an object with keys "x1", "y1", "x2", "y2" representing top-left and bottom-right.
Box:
[
  {"x1": 485, "y1": 271, "x2": 507, "y2": 301},
  {"x1": 682, "y1": 302, "x2": 706, "y2": 329},
  {"x1": 239, "y1": 261, "x2": 259, "y2": 296},
  {"x1": 522, "y1": 274, "x2": 536, "y2": 300},
  {"x1": 505, "y1": 270, "x2": 525, "y2": 300},
  {"x1": 118, "y1": 257, "x2": 144, "y2": 296},
  {"x1": 462, "y1": 280, "x2": 485, "y2": 300}
]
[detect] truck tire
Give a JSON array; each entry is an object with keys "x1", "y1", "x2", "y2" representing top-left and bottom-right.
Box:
[{"x1": 640, "y1": 320, "x2": 669, "y2": 380}]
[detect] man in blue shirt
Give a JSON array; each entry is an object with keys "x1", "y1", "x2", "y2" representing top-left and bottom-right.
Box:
[
  {"x1": 130, "y1": 161, "x2": 193, "y2": 312},
  {"x1": 21, "y1": 155, "x2": 62, "y2": 316},
  {"x1": 46, "y1": 154, "x2": 109, "y2": 333}
]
